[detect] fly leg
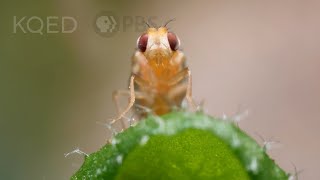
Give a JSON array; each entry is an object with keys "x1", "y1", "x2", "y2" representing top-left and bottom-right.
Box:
[
  {"x1": 112, "y1": 89, "x2": 146, "y2": 128},
  {"x1": 167, "y1": 83, "x2": 187, "y2": 110},
  {"x1": 110, "y1": 75, "x2": 136, "y2": 128},
  {"x1": 185, "y1": 69, "x2": 197, "y2": 110},
  {"x1": 111, "y1": 75, "x2": 151, "y2": 129},
  {"x1": 168, "y1": 67, "x2": 197, "y2": 111}
]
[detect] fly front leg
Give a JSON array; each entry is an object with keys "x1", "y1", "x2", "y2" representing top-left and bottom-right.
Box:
[
  {"x1": 112, "y1": 90, "x2": 147, "y2": 114},
  {"x1": 110, "y1": 75, "x2": 136, "y2": 128},
  {"x1": 112, "y1": 89, "x2": 147, "y2": 128},
  {"x1": 168, "y1": 67, "x2": 197, "y2": 111},
  {"x1": 111, "y1": 74, "x2": 152, "y2": 129},
  {"x1": 185, "y1": 69, "x2": 197, "y2": 110}
]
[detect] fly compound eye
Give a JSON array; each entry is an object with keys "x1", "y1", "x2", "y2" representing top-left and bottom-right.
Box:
[
  {"x1": 167, "y1": 32, "x2": 180, "y2": 51},
  {"x1": 137, "y1": 33, "x2": 148, "y2": 52}
]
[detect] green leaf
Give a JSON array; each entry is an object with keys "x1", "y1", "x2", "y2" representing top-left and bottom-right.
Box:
[{"x1": 71, "y1": 112, "x2": 289, "y2": 180}]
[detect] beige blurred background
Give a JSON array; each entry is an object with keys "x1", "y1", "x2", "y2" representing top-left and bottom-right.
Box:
[{"x1": 1, "y1": 0, "x2": 319, "y2": 179}]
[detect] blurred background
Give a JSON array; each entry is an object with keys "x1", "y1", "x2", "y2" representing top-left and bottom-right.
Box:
[{"x1": 1, "y1": 0, "x2": 319, "y2": 179}]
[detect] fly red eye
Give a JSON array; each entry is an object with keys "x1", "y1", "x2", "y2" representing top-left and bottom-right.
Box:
[
  {"x1": 167, "y1": 32, "x2": 180, "y2": 51},
  {"x1": 137, "y1": 33, "x2": 148, "y2": 52}
]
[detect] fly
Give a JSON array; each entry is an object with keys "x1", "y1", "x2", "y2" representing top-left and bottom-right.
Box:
[{"x1": 111, "y1": 20, "x2": 197, "y2": 128}]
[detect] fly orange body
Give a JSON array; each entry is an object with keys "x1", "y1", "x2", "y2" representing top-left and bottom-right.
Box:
[{"x1": 111, "y1": 23, "x2": 196, "y2": 127}]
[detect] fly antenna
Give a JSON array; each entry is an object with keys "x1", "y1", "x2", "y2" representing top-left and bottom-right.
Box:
[
  {"x1": 163, "y1": 18, "x2": 176, "y2": 27},
  {"x1": 144, "y1": 20, "x2": 151, "y2": 28}
]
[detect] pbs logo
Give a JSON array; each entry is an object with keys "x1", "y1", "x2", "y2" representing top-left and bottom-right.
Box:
[{"x1": 94, "y1": 11, "x2": 119, "y2": 37}]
